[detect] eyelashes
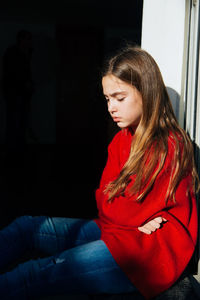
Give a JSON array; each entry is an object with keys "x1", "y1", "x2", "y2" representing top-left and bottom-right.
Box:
[{"x1": 104, "y1": 97, "x2": 125, "y2": 103}]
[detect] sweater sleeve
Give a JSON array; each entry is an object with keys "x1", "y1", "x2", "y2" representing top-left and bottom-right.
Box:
[
  {"x1": 111, "y1": 139, "x2": 198, "y2": 298},
  {"x1": 94, "y1": 130, "x2": 126, "y2": 226},
  {"x1": 123, "y1": 174, "x2": 197, "y2": 299},
  {"x1": 94, "y1": 131, "x2": 197, "y2": 299}
]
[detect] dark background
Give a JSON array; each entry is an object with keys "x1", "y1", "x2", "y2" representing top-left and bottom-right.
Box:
[{"x1": 0, "y1": 0, "x2": 143, "y2": 226}]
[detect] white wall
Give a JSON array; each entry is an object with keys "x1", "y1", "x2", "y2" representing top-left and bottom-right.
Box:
[{"x1": 141, "y1": 0, "x2": 186, "y2": 95}]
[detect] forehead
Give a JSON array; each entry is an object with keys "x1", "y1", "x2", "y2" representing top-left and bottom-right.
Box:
[{"x1": 102, "y1": 75, "x2": 133, "y2": 96}]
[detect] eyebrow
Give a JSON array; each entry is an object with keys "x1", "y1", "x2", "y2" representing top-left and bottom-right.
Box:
[{"x1": 103, "y1": 91, "x2": 127, "y2": 97}]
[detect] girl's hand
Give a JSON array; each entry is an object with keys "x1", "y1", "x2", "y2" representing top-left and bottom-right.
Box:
[{"x1": 138, "y1": 217, "x2": 167, "y2": 235}]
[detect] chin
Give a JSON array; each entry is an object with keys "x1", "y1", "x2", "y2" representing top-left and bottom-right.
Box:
[
  {"x1": 118, "y1": 124, "x2": 130, "y2": 129},
  {"x1": 117, "y1": 124, "x2": 126, "y2": 129},
  {"x1": 117, "y1": 122, "x2": 126, "y2": 128}
]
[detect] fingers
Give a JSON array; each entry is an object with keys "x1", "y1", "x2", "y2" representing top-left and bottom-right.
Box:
[
  {"x1": 138, "y1": 217, "x2": 167, "y2": 235},
  {"x1": 139, "y1": 221, "x2": 159, "y2": 234},
  {"x1": 137, "y1": 226, "x2": 152, "y2": 235},
  {"x1": 152, "y1": 217, "x2": 167, "y2": 223},
  {"x1": 153, "y1": 217, "x2": 163, "y2": 223}
]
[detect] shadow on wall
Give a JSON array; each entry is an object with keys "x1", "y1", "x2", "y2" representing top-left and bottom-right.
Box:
[
  {"x1": 0, "y1": 26, "x2": 56, "y2": 145},
  {"x1": 166, "y1": 86, "x2": 180, "y2": 120},
  {"x1": 30, "y1": 32, "x2": 57, "y2": 144}
]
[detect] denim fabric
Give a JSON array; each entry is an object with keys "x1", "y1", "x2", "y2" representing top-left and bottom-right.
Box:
[{"x1": 0, "y1": 216, "x2": 137, "y2": 299}]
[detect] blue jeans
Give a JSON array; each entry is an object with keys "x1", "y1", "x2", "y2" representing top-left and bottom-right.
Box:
[{"x1": 0, "y1": 216, "x2": 138, "y2": 299}]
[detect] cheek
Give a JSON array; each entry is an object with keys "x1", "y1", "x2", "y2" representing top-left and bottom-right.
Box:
[
  {"x1": 137, "y1": 104, "x2": 143, "y2": 117},
  {"x1": 128, "y1": 103, "x2": 142, "y2": 120}
]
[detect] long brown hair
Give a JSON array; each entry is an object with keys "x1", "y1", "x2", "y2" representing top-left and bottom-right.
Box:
[{"x1": 103, "y1": 46, "x2": 200, "y2": 203}]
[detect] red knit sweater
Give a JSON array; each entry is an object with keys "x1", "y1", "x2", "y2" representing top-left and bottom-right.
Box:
[{"x1": 94, "y1": 128, "x2": 197, "y2": 299}]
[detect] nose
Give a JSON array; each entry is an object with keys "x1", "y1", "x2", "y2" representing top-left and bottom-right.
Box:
[{"x1": 108, "y1": 99, "x2": 117, "y2": 114}]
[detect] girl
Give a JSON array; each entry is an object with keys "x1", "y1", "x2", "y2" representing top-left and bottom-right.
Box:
[{"x1": 0, "y1": 46, "x2": 199, "y2": 299}]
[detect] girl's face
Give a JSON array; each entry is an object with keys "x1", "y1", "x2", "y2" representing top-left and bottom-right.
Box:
[{"x1": 102, "y1": 74, "x2": 143, "y2": 130}]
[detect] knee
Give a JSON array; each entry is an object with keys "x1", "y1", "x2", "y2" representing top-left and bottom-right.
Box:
[
  {"x1": 14, "y1": 215, "x2": 34, "y2": 228},
  {"x1": 12, "y1": 215, "x2": 35, "y2": 246}
]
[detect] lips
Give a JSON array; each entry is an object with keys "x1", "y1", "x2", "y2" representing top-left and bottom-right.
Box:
[{"x1": 113, "y1": 117, "x2": 121, "y2": 122}]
